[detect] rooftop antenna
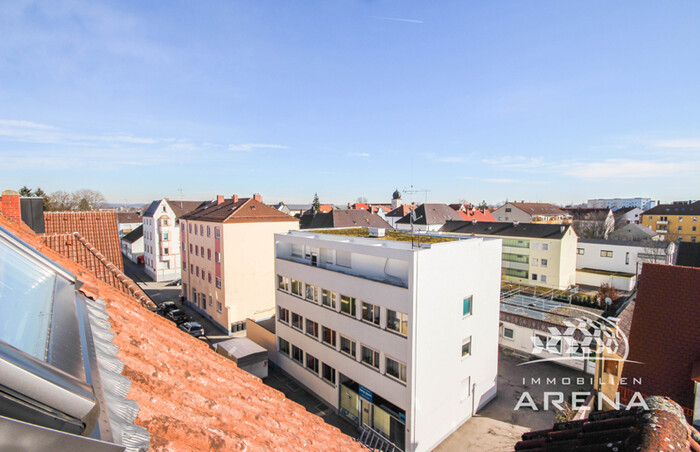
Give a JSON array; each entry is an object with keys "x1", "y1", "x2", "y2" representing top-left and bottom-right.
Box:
[
  {"x1": 177, "y1": 188, "x2": 184, "y2": 210},
  {"x1": 404, "y1": 185, "x2": 427, "y2": 248}
]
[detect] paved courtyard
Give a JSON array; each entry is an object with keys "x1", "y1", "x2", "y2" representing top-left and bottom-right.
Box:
[{"x1": 435, "y1": 350, "x2": 592, "y2": 452}]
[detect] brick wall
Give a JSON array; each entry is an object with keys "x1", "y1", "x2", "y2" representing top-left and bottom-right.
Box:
[{"x1": 0, "y1": 189, "x2": 21, "y2": 223}]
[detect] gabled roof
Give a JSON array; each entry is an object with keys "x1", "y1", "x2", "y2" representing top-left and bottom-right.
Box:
[
  {"x1": 675, "y1": 242, "x2": 700, "y2": 268},
  {"x1": 181, "y1": 198, "x2": 298, "y2": 224},
  {"x1": 0, "y1": 214, "x2": 364, "y2": 451},
  {"x1": 142, "y1": 199, "x2": 209, "y2": 218},
  {"x1": 386, "y1": 205, "x2": 413, "y2": 218},
  {"x1": 395, "y1": 204, "x2": 463, "y2": 225},
  {"x1": 122, "y1": 224, "x2": 143, "y2": 244},
  {"x1": 43, "y1": 211, "x2": 123, "y2": 271},
  {"x1": 609, "y1": 223, "x2": 657, "y2": 241},
  {"x1": 116, "y1": 212, "x2": 141, "y2": 224},
  {"x1": 644, "y1": 200, "x2": 700, "y2": 216},
  {"x1": 506, "y1": 202, "x2": 568, "y2": 216},
  {"x1": 456, "y1": 209, "x2": 496, "y2": 222},
  {"x1": 514, "y1": 397, "x2": 693, "y2": 451},
  {"x1": 350, "y1": 203, "x2": 369, "y2": 210},
  {"x1": 440, "y1": 220, "x2": 572, "y2": 239},
  {"x1": 620, "y1": 263, "x2": 700, "y2": 410},
  {"x1": 307, "y1": 210, "x2": 391, "y2": 229}
]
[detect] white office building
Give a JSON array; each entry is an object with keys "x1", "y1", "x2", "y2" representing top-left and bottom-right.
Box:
[
  {"x1": 274, "y1": 228, "x2": 501, "y2": 452},
  {"x1": 587, "y1": 198, "x2": 655, "y2": 210}
]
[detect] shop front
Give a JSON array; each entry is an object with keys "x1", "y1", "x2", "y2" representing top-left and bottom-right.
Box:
[{"x1": 339, "y1": 375, "x2": 406, "y2": 451}]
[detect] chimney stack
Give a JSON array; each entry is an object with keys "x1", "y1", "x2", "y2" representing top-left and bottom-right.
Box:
[
  {"x1": 0, "y1": 190, "x2": 21, "y2": 224},
  {"x1": 232, "y1": 194, "x2": 239, "y2": 203},
  {"x1": 253, "y1": 193, "x2": 262, "y2": 202},
  {"x1": 216, "y1": 195, "x2": 224, "y2": 205}
]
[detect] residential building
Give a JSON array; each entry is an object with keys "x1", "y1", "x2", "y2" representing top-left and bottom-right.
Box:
[
  {"x1": 641, "y1": 201, "x2": 700, "y2": 242},
  {"x1": 116, "y1": 211, "x2": 141, "y2": 237},
  {"x1": 613, "y1": 206, "x2": 644, "y2": 225},
  {"x1": 121, "y1": 224, "x2": 144, "y2": 264},
  {"x1": 304, "y1": 209, "x2": 392, "y2": 230},
  {"x1": 499, "y1": 294, "x2": 601, "y2": 374},
  {"x1": 43, "y1": 210, "x2": 124, "y2": 273},
  {"x1": 394, "y1": 203, "x2": 464, "y2": 232},
  {"x1": 0, "y1": 203, "x2": 364, "y2": 452},
  {"x1": 142, "y1": 198, "x2": 208, "y2": 281},
  {"x1": 385, "y1": 205, "x2": 413, "y2": 228},
  {"x1": 575, "y1": 238, "x2": 675, "y2": 290},
  {"x1": 274, "y1": 227, "x2": 501, "y2": 452},
  {"x1": 587, "y1": 197, "x2": 655, "y2": 210},
  {"x1": 492, "y1": 202, "x2": 572, "y2": 224},
  {"x1": 180, "y1": 194, "x2": 299, "y2": 333},
  {"x1": 449, "y1": 204, "x2": 497, "y2": 222},
  {"x1": 440, "y1": 221, "x2": 578, "y2": 290},
  {"x1": 608, "y1": 223, "x2": 658, "y2": 242},
  {"x1": 561, "y1": 207, "x2": 616, "y2": 239},
  {"x1": 618, "y1": 264, "x2": 700, "y2": 423}
]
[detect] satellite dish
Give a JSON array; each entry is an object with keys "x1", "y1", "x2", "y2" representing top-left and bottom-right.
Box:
[{"x1": 605, "y1": 297, "x2": 612, "y2": 306}]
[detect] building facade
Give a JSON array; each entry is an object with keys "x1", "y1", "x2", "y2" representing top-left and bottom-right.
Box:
[
  {"x1": 274, "y1": 228, "x2": 501, "y2": 452},
  {"x1": 180, "y1": 194, "x2": 299, "y2": 333},
  {"x1": 641, "y1": 201, "x2": 700, "y2": 243},
  {"x1": 143, "y1": 199, "x2": 208, "y2": 282},
  {"x1": 440, "y1": 221, "x2": 578, "y2": 290},
  {"x1": 587, "y1": 198, "x2": 655, "y2": 210},
  {"x1": 492, "y1": 202, "x2": 572, "y2": 224}
]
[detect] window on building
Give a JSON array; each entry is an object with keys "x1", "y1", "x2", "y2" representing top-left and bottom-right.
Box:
[
  {"x1": 336, "y1": 250, "x2": 352, "y2": 268},
  {"x1": 209, "y1": 295, "x2": 213, "y2": 306},
  {"x1": 199, "y1": 225, "x2": 203, "y2": 235},
  {"x1": 679, "y1": 217, "x2": 684, "y2": 222},
  {"x1": 462, "y1": 295, "x2": 473, "y2": 317},
  {"x1": 541, "y1": 243, "x2": 549, "y2": 251},
  {"x1": 291, "y1": 312, "x2": 303, "y2": 330},
  {"x1": 306, "y1": 354, "x2": 319, "y2": 373},
  {"x1": 503, "y1": 268, "x2": 528, "y2": 278},
  {"x1": 195, "y1": 245, "x2": 199, "y2": 256},
  {"x1": 361, "y1": 302, "x2": 381, "y2": 326},
  {"x1": 189, "y1": 224, "x2": 192, "y2": 233},
  {"x1": 291, "y1": 345, "x2": 303, "y2": 364},
  {"x1": 361, "y1": 345, "x2": 380, "y2": 369},
  {"x1": 503, "y1": 328, "x2": 514, "y2": 339},
  {"x1": 208, "y1": 249, "x2": 211, "y2": 260},
  {"x1": 201, "y1": 271, "x2": 205, "y2": 281},
  {"x1": 207, "y1": 226, "x2": 211, "y2": 237},
  {"x1": 278, "y1": 307, "x2": 290, "y2": 324},
  {"x1": 387, "y1": 310, "x2": 408, "y2": 336},
  {"x1": 163, "y1": 233, "x2": 169, "y2": 240},
  {"x1": 306, "y1": 319, "x2": 319, "y2": 338},
  {"x1": 208, "y1": 272, "x2": 212, "y2": 283},
  {"x1": 290, "y1": 279, "x2": 302, "y2": 296},
  {"x1": 693, "y1": 226, "x2": 697, "y2": 232},
  {"x1": 601, "y1": 250, "x2": 613, "y2": 258},
  {"x1": 531, "y1": 273, "x2": 538, "y2": 281},
  {"x1": 305, "y1": 284, "x2": 319, "y2": 303},
  {"x1": 278, "y1": 338, "x2": 290, "y2": 356},
  {"x1": 217, "y1": 301, "x2": 222, "y2": 313},
  {"x1": 215, "y1": 227, "x2": 220, "y2": 239},
  {"x1": 540, "y1": 275, "x2": 547, "y2": 283},
  {"x1": 340, "y1": 295, "x2": 356, "y2": 316},
  {"x1": 322, "y1": 363, "x2": 336, "y2": 384},
  {"x1": 534, "y1": 334, "x2": 547, "y2": 349},
  {"x1": 692, "y1": 237, "x2": 697, "y2": 242},
  {"x1": 541, "y1": 258, "x2": 548, "y2": 267},
  {"x1": 189, "y1": 244, "x2": 193, "y2": 253},
  {"x1": 340, "y1": 336, "x2": 356, "y2": 358},
  {"x1": 678, "y1": 226, "x2": 683, "y2": 231},
  {"x1": 196, "y1": 266, "x2": 199, "y2": 277},
  {"x1": 625, "y1": 252, "x2": 630, "y2": 265},
  {"x1": 321, "y1": 289, "x2": 336, "y2": 309},
  {"x1": 215, "y1": 252, "x2": 221, "y2": 263},
  {"x1": 694, "y1": 217, "x2": 697, "y2": 222},
  {"x1": 385, "y1": 357, "x2": 407, "y2": 382},
  {"x1": 461, "y1": 337, "x2": 472, "y2": 358},
  {"x1": 163, "y1": 247, "x2": 169, "y2": 255},
  {"x1": 215, "y1": 277, "x2": 221, "y2": 289},
  {"x1": 277, "y1": 275, "x2": 289, "y2": 292},
  {"x1": 322, "y1": 326, "x2": 336, "y2": 347}
]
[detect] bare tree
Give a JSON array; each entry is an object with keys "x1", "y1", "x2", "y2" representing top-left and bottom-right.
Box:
[
  {"x1": 571, "y1": 211, "x2": 614, "y2": 239},
  {"x1": 48, "y1": 189, "x2": 106, "y2": 211},
  {"x1": 49, "y1": 190, "x2": 75, "y2": 211}
]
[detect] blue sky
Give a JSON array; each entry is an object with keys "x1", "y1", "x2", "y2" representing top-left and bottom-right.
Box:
[{"x1": 1, "y1": 1, "x2": 699, "y2": 206}]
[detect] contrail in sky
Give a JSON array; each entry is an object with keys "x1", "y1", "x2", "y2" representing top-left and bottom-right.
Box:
[{"x1": 373, "y1": 16, "x2": 423, "y2": 24}]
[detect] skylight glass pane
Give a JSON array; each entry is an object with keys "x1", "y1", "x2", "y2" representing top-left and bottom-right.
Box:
[{"x1": 0, "y1": 237, "x2": 56, "y2": 361}]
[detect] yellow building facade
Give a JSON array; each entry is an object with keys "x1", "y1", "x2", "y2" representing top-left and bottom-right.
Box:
[{"x1": 641, "y1": 201, "x2": 700, "y2": 243}]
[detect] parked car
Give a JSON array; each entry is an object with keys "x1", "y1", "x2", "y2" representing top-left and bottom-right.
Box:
[
  {"x1": 179, "y1": 321, "x2": 205, "y2": 337},
  {"x1": 158, "y1": 301, "x2": 178, "y2": 313},
  {"x1": 167, "y1": 279, "x2": 182, "y2": 287},
  {"x1": 166, "y1": 309, "x2": 189, "y2": 324}
]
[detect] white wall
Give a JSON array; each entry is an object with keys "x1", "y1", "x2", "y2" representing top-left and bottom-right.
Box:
[
  {"x1": 143, "y1": 200, "x2": 181, "y2": 282},
  {"x1": 576, "y1": 241, "x2": 672, "y2": 274},
  {"x1": 411, "y1": 238, "x2": 501, "y2": 452},
  {"x1": 121, "y1": 236, "x2": 144, "y2": 264},
  {"x1": 575, "y1": 270, "x2": 635, "y2": 291}
]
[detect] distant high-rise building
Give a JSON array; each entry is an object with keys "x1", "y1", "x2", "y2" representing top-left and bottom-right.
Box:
[{"x1": 586, "y1": 197, "x2": 655, "y2": 210}]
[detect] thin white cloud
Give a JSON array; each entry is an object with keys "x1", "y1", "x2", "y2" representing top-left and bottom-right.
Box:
[
  {"x1": 373, "y1": 16, "x2": 423, "y2": 24},
  {"x1": 228, "y1": 143, "x2": 288, "y2": 152},
  {"x1": 560, "y1": 159, "x2": 684, "y2": 181},
  {"x1": 649, "y1": 139, "x2": 700, "y2": 149},
  {"x1": 348, "y1": 152, "x2": 370, "y2": 158}
]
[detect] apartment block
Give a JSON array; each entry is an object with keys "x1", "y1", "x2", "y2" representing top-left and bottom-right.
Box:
[
  {"x1": 273, "y1": 227, "x2": 501, "y2": 452},
  {"x1": 441, "y1": 221, "x2": 578, "y2": 290},
  {"x1": 641, "y1": 201, "x2": 700, "y2": 243},
  {"x1": 180, "y1": 194, "x2": 298, "y2": 333},
  {"x1": 491, "y1": 202, "x2": 572, "y2": 224},
  {"x1": 143, "y1": 199, "x2": 208, "y2": 281}
]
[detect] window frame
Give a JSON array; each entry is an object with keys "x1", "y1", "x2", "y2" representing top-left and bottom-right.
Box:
[
  {"x1": 461, "y1": 336, "x2": 472, "y2": 358},
  {"x1": 361, "y1": 301, "x2": 381, "y2": 326},
  {"x1": 462, "y1": 295, "x2": 473, "y2": 317}
]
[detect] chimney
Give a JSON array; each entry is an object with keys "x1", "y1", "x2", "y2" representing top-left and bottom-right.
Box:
[
  {"x1": 253, "y1": 193, "x2": 262, "y2": 202},
  {"x1": 232, "y1": 194, "x2": 239, "y2": 203},
  {"x1": 0, "y1": 190, "x2": 22, "y2": 223},
  {"x1": 216, "y1": 195, "x2": 224, "y2": 205}
]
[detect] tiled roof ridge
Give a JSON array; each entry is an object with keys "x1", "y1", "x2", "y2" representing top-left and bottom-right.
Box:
[{"x1": 71, "y1": 232, "x2": 155, "y2": 309}]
